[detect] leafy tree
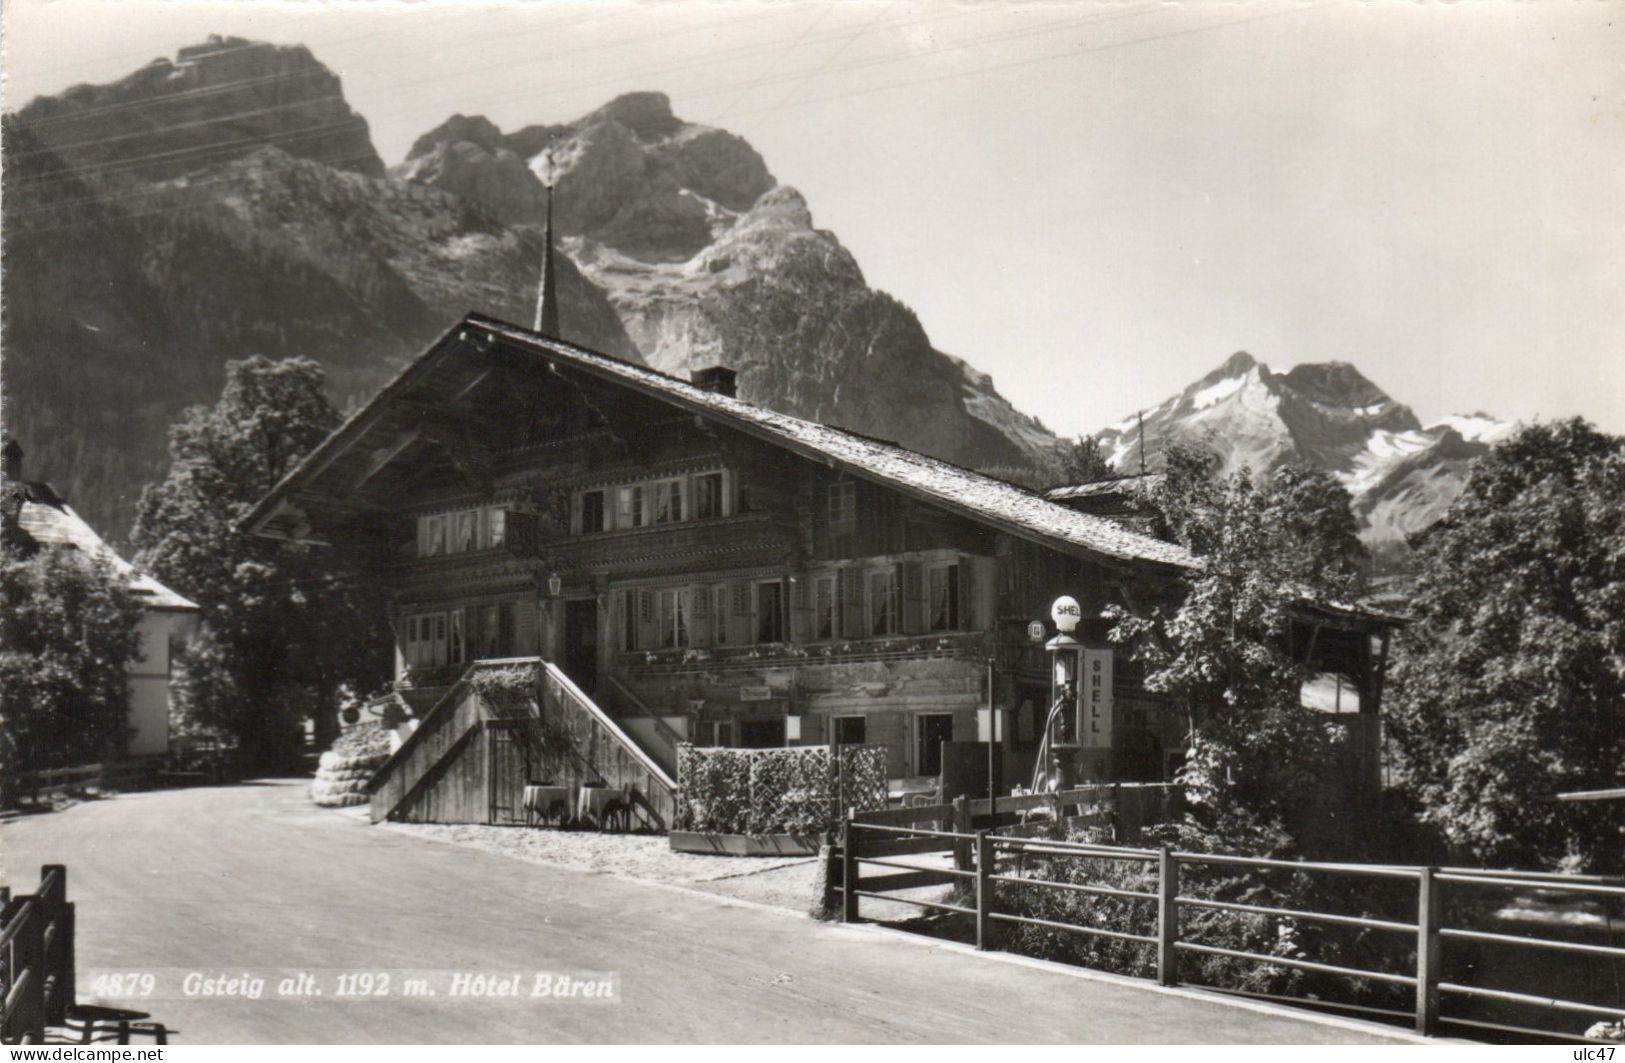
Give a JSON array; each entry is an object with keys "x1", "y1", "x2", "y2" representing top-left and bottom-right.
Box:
[
  {"x1": 1050, "y1": 435, "x2": 1116, "y2": 486},
  {"x1": 1112, "y1": 445, "x2": 1367, "y2": 847},
  {"x1": 1388, "y1": 419, "x2": 1624, "y2": 872},
  {"x1": 131, "y1": 357, "x2": 391, "y2": 770},
  {"x1": 0, "y1": 544, "x2": 143, "y2": 802}
]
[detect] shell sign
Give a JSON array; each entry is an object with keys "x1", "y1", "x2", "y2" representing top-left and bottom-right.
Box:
[
  {"x1": 1049, "y1": 595, "x2": 1082, "y2": 634},
  {"x1": 1080, "y1": 649, "x2": 1113, "y2": 749}
]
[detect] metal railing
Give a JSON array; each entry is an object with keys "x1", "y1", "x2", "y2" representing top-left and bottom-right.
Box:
[
  {"x1": 837, "y1": 822, "x2": 1625, "y2": 1042},
  {"x1": 0, "y1": 866, "x2": 75, "y2": 1045}
]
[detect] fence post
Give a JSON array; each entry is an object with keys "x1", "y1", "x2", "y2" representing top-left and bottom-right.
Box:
[
  {"x1": 52, "y1": 902, "x2": 75, "y2": 1027},
  {"x1": 975, "y1": 830, "x2": 994, "y2": 951},
  {"x1": 953, "y1": 795, "x2": 972, "y2": 871},
  {"x1": 842, "y1": 811, "x2": 860, "y2": 923},
  {"x1": 23, "y1": 890, "x2": 46, "y2": 1042},
  {"x1": 1415, "y1": 867, "x2": 1441, "y2": 1036},
  {"x1": 41, "y1": 866, "x2": 68, "y2": 1027},
  {"x1": 1157, "y1": 845, "x2": 1179, "y2": 987}
]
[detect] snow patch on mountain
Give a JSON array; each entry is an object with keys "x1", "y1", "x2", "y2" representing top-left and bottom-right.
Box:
[
  {"x1": 1094, "y1": 352, "x2": 1515, "y2": 547},
  {"x1": 1430, "y1": 413, "x2": 1516, "y2": 445}
]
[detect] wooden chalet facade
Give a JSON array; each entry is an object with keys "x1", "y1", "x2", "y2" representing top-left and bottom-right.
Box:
[{"x1": 245, "y1": 312, "x2": 1396, "y2": 824}]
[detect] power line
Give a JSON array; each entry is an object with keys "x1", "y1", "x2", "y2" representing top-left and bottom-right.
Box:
[
  {"x1": 7, "y1": 2, "x2": 1339, "y2": 232},
  {"x1": 5, "y1": 114, "x2": 373, "y2": 199},
  {"x1": 718, "y1": 0, "x2": 1345, "y2": 121},
  {"x1": 8, "y1": 92, "x2": 355, "y2": 165},
  {"x1": 4, "y1": 3, "x2": 1052, "y2": 205},
  {"x1": 709, "y1": 4, "x2": 838, "y2": 126}
]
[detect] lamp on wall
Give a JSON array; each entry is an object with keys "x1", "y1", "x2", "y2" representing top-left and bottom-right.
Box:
[{"x1": 547, "y1": 571, "x2": 562, "y2": 597}]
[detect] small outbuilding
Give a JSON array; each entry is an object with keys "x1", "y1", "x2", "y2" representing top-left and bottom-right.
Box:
[{"x1": 2, "y1": 436, "x2": 199, "y2": 757}]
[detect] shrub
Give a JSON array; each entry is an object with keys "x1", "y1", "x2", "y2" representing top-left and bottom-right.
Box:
[
  {"x1": 996, "y1": 820, "x2": 1415, "y2": 1007},
  {"x1": 676, "y1": 743, "x2": 887, "y2": 835}
]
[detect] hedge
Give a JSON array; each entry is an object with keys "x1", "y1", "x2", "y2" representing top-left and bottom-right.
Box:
[{"x1": 676, "y1": 743, "x2": 888, "y2": 835}]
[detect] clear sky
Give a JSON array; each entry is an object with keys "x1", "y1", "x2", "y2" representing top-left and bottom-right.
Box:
[{"x1": 4, "y1": 0, "x2": 1621, "y2": 438}]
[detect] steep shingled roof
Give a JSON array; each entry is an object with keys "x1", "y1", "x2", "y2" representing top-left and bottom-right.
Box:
[
  {"x1": 471, "y1": 316, "x2": 1199, "y2": 571},
  {"x1": 11, "y1": 482, "x2": 198, "y2": 611},
  {"x1": 1044, "y1": 474, "x2": 1166, "y2": 501},
  {"x1": 245, "y1": 312, "x2": 1198, "y2": 571}
]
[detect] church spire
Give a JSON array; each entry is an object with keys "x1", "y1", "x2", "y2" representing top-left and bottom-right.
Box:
[{"x1": 533, "y1": 149, "x2": 560, "y2": 338}]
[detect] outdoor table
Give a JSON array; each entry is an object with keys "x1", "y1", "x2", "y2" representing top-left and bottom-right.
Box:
[
  {"x1": 522, "y1": 784, "x2": 575, "y2": 826},
  {"x1": 577, "y1": 786, "x2": 628, "y2": 830}
]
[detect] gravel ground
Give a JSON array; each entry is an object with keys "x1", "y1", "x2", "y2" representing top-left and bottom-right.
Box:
[{"x1": 378, "y1": 821, "x2": 825, "y2": 911}]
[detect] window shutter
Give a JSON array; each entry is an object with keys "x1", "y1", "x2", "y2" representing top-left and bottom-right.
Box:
[
  {"x1": 789, "y1": 576, "x2": 811, "y2": 643},
  {"x1": 901, "y1": 561, "x2": 925, "y2": 634},
  {"x1": 638, "y1": 590, "x2": 658, "y2": 650},
  {"x1": 691, "y1": 584, "x2": 712, "y2": 648},
  {"x1": 729, "y1": 582, "x2": 752, "y2": 646},
  {"x1": 713, "y1": 585, "x2": 728, "y2": 646},
  {"x1": 613, "y1": 591, "x2": 627, "y2": 651},
  {"x1": 960, "y1": 556, "x2": 979, "y2": 631},
  {"x1": 840, "y1": 567, "x2": 866, "y2": 639}
]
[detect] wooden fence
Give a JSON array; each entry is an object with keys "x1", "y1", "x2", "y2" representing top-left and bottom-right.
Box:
[
  {"x1": 14, "y1": 761, "x2": 160, "y2": 804},
  {"x1": 0, "y1": 866, "x2": 75, "y2": 1044},
  {"x1": 835, "y1": 821, "x2": 1625, "y2": 1043}
]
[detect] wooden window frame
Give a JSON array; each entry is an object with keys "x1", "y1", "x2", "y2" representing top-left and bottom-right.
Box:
[
  {"x1": 616, "y1": 485, "x2": 646, "y2": 529},
  {"x1": 813, "y1": 572, "x2": 838, "y2": 641},
  {"x1": 659, "y1": 587, "x2": 691, "y2": 649},
  {"x1": 693, "y1": 471, "x2": 726, "y2": 520},
  {"x1": 579, "y1": 489, "x2": 607, "y2": 534},
  {"x1": 832, "y1": 714, "x2": 867, "y2": 746},
  {"x1": 867, "y1": 568, "x2": 899, "y2": 637},
  {"x1": 755, "y1": 578, "x2": 786, "y2": 644},
  {"x1": 927, "y1": 560, "x2": 961, "y2": 632}
]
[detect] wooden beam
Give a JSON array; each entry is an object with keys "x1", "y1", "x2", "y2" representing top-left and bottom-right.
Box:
[
  {"x1": 1553, "y1": 789, "x2": 1625, "y2": 803},
  {"x1": 350, "y1": 430, "x2": 422, "y2": 493}
]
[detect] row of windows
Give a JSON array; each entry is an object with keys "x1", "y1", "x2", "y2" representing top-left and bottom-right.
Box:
[
  {"x1": 413, "y1": 478, "x2": 869, "y2": 556},
  {"x1": 621, "y1": 579, "x2": 785, "y2": 652},
  {"x1": 619, "y1": 560, "x2": 968, "y2": 652},
  {"x1": 417, "y1": 506, "x2": 507, "y2": 557},
  {"x1": 578, "y1": 470, "x2": 730, "y2": 534},
  {"x1": 403, "y1": 602, "x2": 520, "y2": 669}
]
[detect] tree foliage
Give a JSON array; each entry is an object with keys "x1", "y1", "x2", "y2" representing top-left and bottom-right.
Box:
[
  {"x1": 0, "y1": 544, "x2": 143, "y2": 800},
  {"x1": 131, "y1": 357, "x2": 392, "y2": 770},
  {"x1": 1112, "y1": 444, "x2": 1368, "y2": 849},
  {"x1": 1388, "y1": 419, "x2": 1625, "y2": 872},
  {"x1": 1050, "y1": 435, "x2": 1116, "y2": 486}
]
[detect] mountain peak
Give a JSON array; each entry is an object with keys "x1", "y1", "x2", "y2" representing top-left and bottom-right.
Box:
[
  {"x1": 1279, "y1": 361, "x2": 1390, "y2": 409},
  {"x1": 1095, "y1": 350, "x2": 1501, "y2": 549},
  {"x1": 1215, "y1": 350, "x2": 1263, "y2": 376},
  {"x1": 14, "y1": 36, "x2": 383, "y2": 179},
  {"x1": 584, "y1": 91, "x2": 680, "y2": 139},
  {"x1": 406, "y1": 113, "x2": 504, "y2": 160}
]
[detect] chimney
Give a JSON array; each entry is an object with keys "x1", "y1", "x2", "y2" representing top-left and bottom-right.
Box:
[
  {"x1": 2, "y1": 435, "x2": 21, "y2": 483},
  {"x1": 690, "y1": 366, "x2": 737, "y2": 398}
]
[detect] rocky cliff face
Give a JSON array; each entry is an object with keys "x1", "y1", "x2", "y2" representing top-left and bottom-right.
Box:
[
  {"x1": 395, "y1": 92, "x2": 1058, "y2": 475},
  {"x1": 1094, "y1": 351, "x2": 1515, "y2": 547},
  {"x1": 11, "y1": 36, "x2": 385, "y2": 181},
  {"x1": 1, "y1": 41, "x2": 633, "y2": 539},
  {"x1": 4, "y1": 49, "x2": 1060, "y2": 539}
]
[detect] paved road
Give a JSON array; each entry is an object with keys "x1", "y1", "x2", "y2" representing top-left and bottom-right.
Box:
[{"x1": 2, "y1": 780, "x2": 1413, "y2": 1044}]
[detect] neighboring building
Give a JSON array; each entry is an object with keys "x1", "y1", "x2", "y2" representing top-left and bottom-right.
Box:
[
  {"x1": 243, "y1": 310, "x2": 1397, "y2": 803},
  {"x1": 2, "y1": 436, "x2": 199, "y2": 758}
]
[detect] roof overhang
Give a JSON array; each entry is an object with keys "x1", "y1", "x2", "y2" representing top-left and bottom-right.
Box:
[{"x1": 244, "y1": 313, "x2": 1200, "y2": 576}]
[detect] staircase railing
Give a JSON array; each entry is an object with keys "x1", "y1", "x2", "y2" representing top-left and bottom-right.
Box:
[
  {"x1": 538, "y1": 661, "x2": 677, "y2": 829},
  {"x1": 605, "y1": 674, "x2": 687, "y2": 755}
]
